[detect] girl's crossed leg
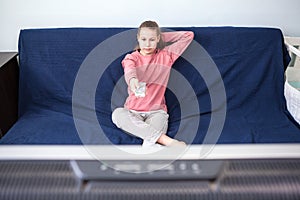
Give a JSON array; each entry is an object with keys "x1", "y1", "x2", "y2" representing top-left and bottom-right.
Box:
[{"x1": 112, "y1": 108, "x2": 186, "y2": 147}]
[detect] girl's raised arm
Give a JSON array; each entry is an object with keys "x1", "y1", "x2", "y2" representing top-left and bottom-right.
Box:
[{"x1": 161, "y1": 31, "x2": 194, "y2": 62}]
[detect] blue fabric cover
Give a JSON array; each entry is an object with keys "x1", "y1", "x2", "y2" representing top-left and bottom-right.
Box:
[{"x1": 1, "y1": 27, "x2": 299, "y2": 145}]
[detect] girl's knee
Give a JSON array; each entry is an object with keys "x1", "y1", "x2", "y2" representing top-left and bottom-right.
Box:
[{"x1": 112, "y1": 108, "x2": 126, "y2": 126}]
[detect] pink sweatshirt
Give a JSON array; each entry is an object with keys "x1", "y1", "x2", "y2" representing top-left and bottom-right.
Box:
[{"x1": 121, "y1": 31, "x2": 194, "y2": 112}]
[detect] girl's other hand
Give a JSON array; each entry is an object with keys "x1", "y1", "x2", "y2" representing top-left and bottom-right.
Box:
[{"x1": 129, "y1": 78, "x2": 139, "y2": 93}]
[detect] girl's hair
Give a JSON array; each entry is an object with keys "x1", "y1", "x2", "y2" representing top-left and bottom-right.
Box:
[{"x1": 134, "y1": 20, "x2": 165, "y2": 50}]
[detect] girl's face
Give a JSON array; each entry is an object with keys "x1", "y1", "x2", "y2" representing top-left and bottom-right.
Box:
[{"x1": 137, "y1": 27, "x2": 160, "y2": 56}]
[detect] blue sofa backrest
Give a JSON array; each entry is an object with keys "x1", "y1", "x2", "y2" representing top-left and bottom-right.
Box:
[{"x1": 13, "y1": 27, "x2": 300, "y2": 144}]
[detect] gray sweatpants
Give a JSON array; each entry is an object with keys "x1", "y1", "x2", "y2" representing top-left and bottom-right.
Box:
[{"x1": 111, "y1": 108, "x2": 169, "y2": 146}]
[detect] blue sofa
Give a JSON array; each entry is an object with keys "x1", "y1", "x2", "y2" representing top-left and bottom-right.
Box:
[{"x1": 1, "y1": 27, "x2": 299, "y2": 145}]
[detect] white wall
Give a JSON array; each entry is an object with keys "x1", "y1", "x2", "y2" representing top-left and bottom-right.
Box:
[{"x1": 1, "y1": 0, "x2": 300, "y2": 51}]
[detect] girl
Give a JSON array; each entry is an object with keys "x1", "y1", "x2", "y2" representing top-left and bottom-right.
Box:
[{"x1": 112, "y1": 20, "x2": 194, "y2": 147}]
